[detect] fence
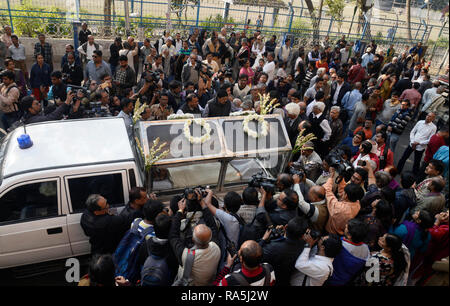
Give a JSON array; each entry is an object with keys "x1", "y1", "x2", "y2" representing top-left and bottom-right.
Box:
[{"x1": 0, "y1": 0, "x2": 448, "y2": 72}]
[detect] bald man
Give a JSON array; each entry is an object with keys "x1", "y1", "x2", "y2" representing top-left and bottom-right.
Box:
[
  {"x1": 293, "y1": 177, "x2": 329, "y2": 234},
  {"x1": 217, "y1": 240, "x2": 276, "y2": 286},
  {"x1": 169, "y1": 193, "x2": 221, "y2": 286}
]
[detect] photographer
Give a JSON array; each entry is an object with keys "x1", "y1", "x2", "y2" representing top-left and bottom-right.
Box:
[
  {"x1": 0, "y1": 69, "x2": 21, "y2": 130},
  {"x1": 293, "y1": 174, "x2": 329, "y2": 234},
  {"x1": 48, "y1": 71, "x2": 67, "y2": 102},
  {"x1": 215, "y1": 240, "x2": 275, "y2": 286},
  {"x1": 259, "y1": 216, "x2": 308, "y2": 286},
  {"x1": 62, "y1": 52, "x2": 83, "y2": 86},
  {"x1": 169, "y1": 190, "x2": 221, "y2": 286},
  {"x1": 67, "y1": 89, "x2": 86, "y2": 119},
  {"x1": 134, "y1": 70, "x2": 160, "y2": 101},
  {"x1": 19, "y1": 91, "x2": 74, "y2": 124},
  {"x1": 324, "y1": 167, "x2": 365, "y2": 235},
  {"x1": 203, "y1": 191, "x2": 243, "y2": 248},
  {"x1": 292, "y1": 233, "x2": 342, "y2": 286},
  {"x1": 256, "y1": 188, "x2": 298, "y2": 227}
]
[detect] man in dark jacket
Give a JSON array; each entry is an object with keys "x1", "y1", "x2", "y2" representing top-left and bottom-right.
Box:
[
  {"x1": 119, "y1": 187, "x2": 149, "y2": 230},
  {"x1": 203, "y1": 89, "x2": 239, "y2": 117},
  {"x1": 62, "y1": 52, "x2": 83, "y2": 86},
  {"x1": 256, "y1": 188, "x2": 298, "y2": 227},
  {"x1": 393, "y1": 70, "x2": 412, "y2": 94},
  {"x1": 80, "y1": 194, "x2": 129, "y2": 255},
  {"x1": 329, "y1": 71, "x2": 351, "y2": 107},
  {"x1": 259, "y1": 216, "x2": 308, "y2": 286},
  {"x1": 19, "y1": 92, "x2": 73, "y2": 124}
]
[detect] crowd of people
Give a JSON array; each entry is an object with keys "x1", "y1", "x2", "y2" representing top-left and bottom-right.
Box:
[{"x1": 0, "y1": 23, "x2": 449, "y2": 287}]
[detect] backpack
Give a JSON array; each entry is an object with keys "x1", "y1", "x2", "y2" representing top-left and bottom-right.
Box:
[
  {"x1": 140, "y1": 253, "x2": 171, "y2": 286},
  {"x1": 232, "y1": 263, "x2": 272, "y2": 286},
  {"x1": 113, "y1": 218, "x2": 154, "y2": 284},
  {"x1": 172, "y1": 248, "x2": 196, "y2": 286},
  {"x1": 230, "y1": 213, "x2": 260, "y2": 249}
]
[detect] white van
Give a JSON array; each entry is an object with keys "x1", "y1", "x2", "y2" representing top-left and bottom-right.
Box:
[{"x1": 0, "y1": 118, "x2": 141, "y2": 269}]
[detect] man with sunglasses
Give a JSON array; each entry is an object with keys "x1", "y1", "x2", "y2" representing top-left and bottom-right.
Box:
[
  {"x1": 84, "y1": 50, "x2": 112, "y2": 85},
  {"x1": 80, "y1": 194, "x2": 130, "y2": 255}
]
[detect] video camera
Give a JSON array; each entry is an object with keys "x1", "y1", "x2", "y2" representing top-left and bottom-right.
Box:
[
  {"x1": 288, "y1": 162, "x2": 306, "y2": 179},
  {"x1": 328, "y1": 149, "x2": 354, "y2": 183},
  {"x1": 195, "y1": 61, "x2": 214, "y2": 79},
  {"x1": 143, "y1": 70, "x2": 160, "y2": 83},
  {"x1": 183, "y1": 186, "x2": 209, "y2": 200},
  {"x1": 248, "y1": 172, "x2": 277, "y2": 194}
]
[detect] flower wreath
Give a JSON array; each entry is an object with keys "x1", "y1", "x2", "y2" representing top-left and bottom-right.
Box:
[
  {"x1": 183, "y1": 118, "x2": 212, "y2": 144},
  {"x1": 167, "y1": 113, "x2": 195, "y2": 120},
  {"x1": 242, "y1": 114, "x2": 269, "y2": 138}
]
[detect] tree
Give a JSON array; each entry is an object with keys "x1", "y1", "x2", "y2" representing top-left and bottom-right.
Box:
[
  {"x1": 304, "y1": 0, "x2": 324, "y2": 43},
  {"x1": 324, "y1": 0, "x2": 345, "y2": 33},
  {"x1": 356, "y1": 0, "x2": 373, "y2": 35},
  {"x1": 406, "y1": 0, "x2": 412, "y2": 41},
  {"x1": 104, "y1": 0, "x2": 112, "y2": 35}
]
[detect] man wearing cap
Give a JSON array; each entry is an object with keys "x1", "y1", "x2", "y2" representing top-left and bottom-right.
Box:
[{"x1": 361, "y1": 47, "x2": 374, "y2": 69}]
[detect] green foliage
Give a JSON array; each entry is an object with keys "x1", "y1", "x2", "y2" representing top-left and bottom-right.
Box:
[
  {"x1": 10, "y1": 0, "x2": 73, "y2": 37},
  {"x1": 325, "y1": 0, "x2": 345, "y2": 22},
  {"x1": 199, "y1": 14, "x2": 236, "y2": 31},
  {"x1": 290, "y1": 18, "x2": 312, "y2": 37}
]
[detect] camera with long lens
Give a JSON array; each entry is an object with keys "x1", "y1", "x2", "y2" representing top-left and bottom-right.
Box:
[
  {"x1": 183, "y1": 186, "x2": 208, "y2": 200},
  {"x1": 144, "y1": 71, "x2": 160, "y2": 83},
  {"x1": 288, "y1": 162, "x2": 305, "y2": 179},
  {"x1": 328, "y1": 149, "x2": 354, "y2": 182},
  {"x1": 269, "y1": 225, "x2": 285, "y2": 241},
  {"x1": 248, "y1": 172, "x2": 277, "y2": 194},
  {"x1": 195, "y1": 61, "x2": 214, "y2": 79}
]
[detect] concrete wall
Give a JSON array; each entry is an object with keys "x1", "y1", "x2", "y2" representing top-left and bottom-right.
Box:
[{"x1": 18, "y1": 37, "x2": 114, "y2": 70}]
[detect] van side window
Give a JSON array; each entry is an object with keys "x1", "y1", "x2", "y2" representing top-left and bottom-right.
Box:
[
  {"x1": 0, "y1": 181, "x2": 58, "y2": 224},
  {"x1": 68, "y1": 173, "x2": 125, "y2": 213}
]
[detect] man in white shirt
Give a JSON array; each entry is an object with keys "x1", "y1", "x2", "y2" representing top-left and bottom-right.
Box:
[
  {"x1": 160, "y1": 38, "x2": 177, "y2": 58},
  {"x1": 263, "y1": 52, "x2": 276, "y2": 83},
  {"x1": 278, "y1": 37, "x2": 292, "y2": 64},
  {"x1": 202, "y1": 52, "x2": 219, "y2": 74},
  {"x1": 397, "y1": 112, "x2": 437, "y2": 173},
  {"x1": 77, "y1": 35, "x2": 103, "y2": 63},
  {"x1": 233, "y1": 74, "x2": 251, "y2": 100},
  {"x1": 174, "y1": 33, "x2": 183, "y2": 53},
  {"x1": 309, "y1": 102, "x2": 332, "y2": 142},
  {"x1": 292, "y1": 233, "x2": 342, "y2": 286}
]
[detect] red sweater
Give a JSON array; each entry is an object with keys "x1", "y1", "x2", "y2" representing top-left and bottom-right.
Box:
[{"x1": 424, "y1": 134, "x2": 445, "y2": 163}]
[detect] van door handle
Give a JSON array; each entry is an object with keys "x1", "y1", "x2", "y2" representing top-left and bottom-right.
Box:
[{"x1": 47, "y1": 227, "x2": 63, "y2": 235}]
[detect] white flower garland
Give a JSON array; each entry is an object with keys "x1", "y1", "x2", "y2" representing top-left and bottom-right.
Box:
[
  {"x1": 183, "y1": 118, "x2": 212, "y2": 144},
  {"x1": 167, "y1": 113, "x2": 195, "y2": 120},
  {"x1": 242, "y1": 114, "x2": 269, "y2": 138},
  {"x1": 229, "y1": 110, "x2": 256, "y2": 117}
]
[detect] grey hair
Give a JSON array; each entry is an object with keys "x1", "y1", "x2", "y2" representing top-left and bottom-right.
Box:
[
  {"x1": 330, "y1": 106, "x2": 340, "y2": 113},
  {"x1": 314, "y1": 101, "x2": 326, "y2": 112},
  {"x1": 241, "y1": 100, "x2": 253, "y2": 110},
  {"x1": 317, "y1": 67, "x2": 326, "y2": 76},
  {"x1": 375, "y1": 171, "x2": 392, "y2": 187},
  {"x1": 86, "y1": 194, "x2": 103, "y2": 212}
]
